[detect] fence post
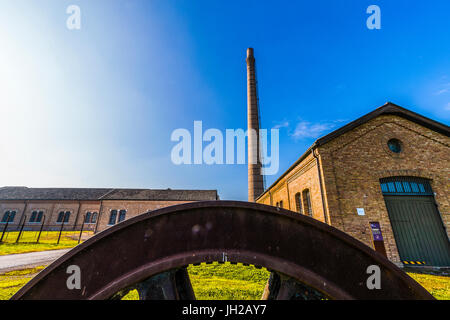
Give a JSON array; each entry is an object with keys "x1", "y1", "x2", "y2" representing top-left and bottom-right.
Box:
[
  {"x1": 78, "y1": 215, "x2": 85, "y2": 244},
  {"x1": 36, "y1": 215, "x2": 46, "y2": 243},
  {"x1": 16, "y1": 215, "x2": 27, "y2": 243},
  {"x1": 0, "y1": 214, "x2": 10, "y2": 242}
]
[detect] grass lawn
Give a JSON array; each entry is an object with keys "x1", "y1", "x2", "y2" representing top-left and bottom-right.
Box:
[
  {"x1": 0, "y1": 231, "x2": 91, "y2": 255},
  {"x1": 122, "y1": 262, "x2": 270, "y2": 300},
  {"x1": 407, "y1": 272, "x2": 450, "y2": 300},
  {"x1": 1, "y1": 262, "x2": 448, "y2": 300},
  {"x1": 0, "y1": 266, "x2": 45, "y2": 300},
  {"x1": 187, "y1": 263, "x2": 270, "y2": 300}
]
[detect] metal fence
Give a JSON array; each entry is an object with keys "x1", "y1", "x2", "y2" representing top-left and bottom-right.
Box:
[{"x1": 0, "y1": 214, "x2": 95, "y2": 245}]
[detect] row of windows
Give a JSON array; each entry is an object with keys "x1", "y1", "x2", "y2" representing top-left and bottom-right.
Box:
[
  {"x1": 274, "y1": 189, "x2": 313, "y2": 217},
  {"x1": 295, "y1": 189, "x2": 313, "y2": 217},
  {"x1": 0, "y1": 210, "x2": 103, "y2": 225},
  {"x1": 380, "y1": 178, "x2": 433, "y2": 196},
  {"x1": 108, "y1": 210, "x2": 127, "y2": 225},
  {"x1": 1, "y1": 209, "x2": 128, "y2": 225}
]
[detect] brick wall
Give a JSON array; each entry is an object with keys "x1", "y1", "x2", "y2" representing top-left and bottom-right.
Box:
[
  {"x1": 95, "y1": 200, "x2": 194, "y2": 232},
  {"x1": 256, "y1": 152, "x2": 327, "y2": 223},
  {"x1": 0, "y1": 199, "x2": 198, "y2": 232},
  {"x1": 257, "y1": 114, "x2": 450, "y2": 266},
  {"x1": 319, "y1": 114, "x2": 450, "y2": 264}
]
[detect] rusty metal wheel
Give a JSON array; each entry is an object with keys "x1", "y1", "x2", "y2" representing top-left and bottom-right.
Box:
[{"x1": 11, "y1": 201, "x2": 433, "y2": 300}]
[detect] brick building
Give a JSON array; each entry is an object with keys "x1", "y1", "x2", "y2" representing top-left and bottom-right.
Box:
[
  {"x1": 0, "y1": 187, "x2": 218, "y2": 233},
  {"x1": 256, "y1": 102, "x2": 450, "y2": 267}
]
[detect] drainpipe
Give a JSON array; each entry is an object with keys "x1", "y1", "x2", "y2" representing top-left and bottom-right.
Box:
[{"x1": 312, "y1": 148, "x2": 329, "y2": 225}]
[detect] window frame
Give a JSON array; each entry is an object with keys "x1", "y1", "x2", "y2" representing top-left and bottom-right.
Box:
[
  {"x1": 29, "y1": 210, "x2": 44, "y2": 223},
  {"x1": 56, "y1": 211, "x2": 71, "y2": 224},
  {"x1": 387, "y1": 138, "x2": 402, "y2": 154},
  {"x1": 90, "y1": 212, "x2": 98, "y2": 224},
  {"x1": 380, "y1": 177, "x2": 433, "y2": 196},
  {"x1": 118, "y1": 210, "x2": 127, "y2": 223},
  {"x1": 1, "y1": 210, "x2": 17, "y2": 224},
  {"x1": 295, "y1": 192, "x2": 302, "y2": 214},
  {"x1": 302, "y1": 189, "x2": 313, "y2": 217},
  {"x1": 84, "y1": 211, "x2": 92, "y2": 224},
  {"x1": 84, "y1": 211, "x2": 99, "y2": 224},
  {"x1": 108, "y1": 209, "x2": 118, "y2": 225}
]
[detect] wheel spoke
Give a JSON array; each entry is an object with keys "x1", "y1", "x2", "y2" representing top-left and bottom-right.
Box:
[
  {"x1": 262, "y1": 272, "x2": 326, "y2": 300},
  {"x1": 135, "y1": 267, "x2": 196, "y2": 300}
]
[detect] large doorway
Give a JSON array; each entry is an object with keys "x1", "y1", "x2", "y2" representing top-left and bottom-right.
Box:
[{"x1": 381, "y1": 177, "x2": 450, "y2": 267}]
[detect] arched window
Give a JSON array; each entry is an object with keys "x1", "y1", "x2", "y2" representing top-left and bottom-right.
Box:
[
  {"x1": 37, "y1": 211, "x2": 43, "y2": 222},
  {"x1": 57, "y1": 211, "x2": 71, "y2": 223},
  {"x1": 84, "y1": 212, "x2": 98, "y2": 224},
  {"x1": 295, "y1": 193, "x2": 302, "y2": 214},
  {"x1": 302, "y1": 189, "x2": 313, "y2": 217},
  {"x1": 91, "y1": 212, "x2": 98, "y2": 224},
  {"x1": 1, "y1": 211, "x2": 16, "y2": 223},
  {"x1": 109, "y1": 210, "x2": 118, "y2": 225},
  {"x1": 118, "y1": 210, "x2": 127, "y2": 223},
  {"x1": 380, "y1": 177, "x2": 433, "y2": 195},
  {"x1": 57, "y1": 211, "x2": 65, "y2": 223},
  {"x1": 29, "y1": 211, "x2": 37, "y2": 223},
  {"x1": 29, "y1": 211, "x2": 44, "y2": 223},
  {"x1": 84, "y1": 212, "x2": 92, "y2": 223}
]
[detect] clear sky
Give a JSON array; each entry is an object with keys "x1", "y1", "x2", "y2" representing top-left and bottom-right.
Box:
[{"x1": 0, "y1": 1, "x2": 449, "y2": 200}]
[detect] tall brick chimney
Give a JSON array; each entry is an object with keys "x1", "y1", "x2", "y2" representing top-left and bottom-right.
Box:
[{"x1": 246, "y1": 48, "x2": 264, "y2": 202}]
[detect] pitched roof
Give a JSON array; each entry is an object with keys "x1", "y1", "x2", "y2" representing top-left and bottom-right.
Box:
[
  {"x1": 0, "y1": 187, "x2": 218, "y2": 201},
  {"x1": 256, "y1": 102, "x2": 449, "y2": 201},
  {"x1": 315, "y1": 102, "x2": 449, "y2": 146}
]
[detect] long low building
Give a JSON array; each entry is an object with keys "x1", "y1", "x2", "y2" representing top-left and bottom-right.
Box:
[{"x1": 0, "y1": 187, "x2": 218, "y2": 233}]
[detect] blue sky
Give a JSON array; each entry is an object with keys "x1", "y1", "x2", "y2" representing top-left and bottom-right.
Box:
[{"x1": 0, "y1": 1, "x2": 449, "y2": 200}]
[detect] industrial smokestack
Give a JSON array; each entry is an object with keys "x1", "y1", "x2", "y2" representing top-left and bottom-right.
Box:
[{"x1": 246, "y1": 48, "x2": 264, "y2": 202}]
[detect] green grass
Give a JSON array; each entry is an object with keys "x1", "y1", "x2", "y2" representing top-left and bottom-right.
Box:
[
  {"x1": 122, "y1": 262, "x2": 270, "y2": 300},
  {"x1": 188, "y1": 262, "x2": 270, "y2": 300},
  {"x1": 407, "y1": 272, "x2": 450, "y2": 300},
  {"x1": 0, "y1": 266, "x2": 45, "y2": 300},
  {"x1": 1, "y1": 263, "x2": 449, "y2": 300},
  {"x1": 0, "y1": 231, "x2": 91, "y2": 255}
]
